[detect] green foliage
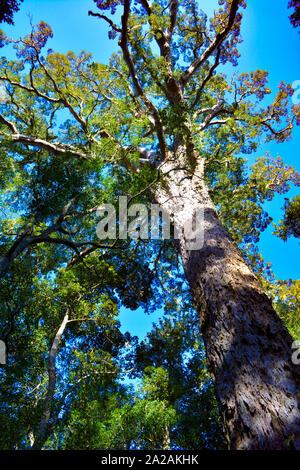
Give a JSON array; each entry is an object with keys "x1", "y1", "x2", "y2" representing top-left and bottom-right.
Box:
[
  {"x1": 131, "y1": 312, "x2": 225, "y2": 449},
  {"x1": 267, "y1": 279, "x2": 300, "y2": 340}
]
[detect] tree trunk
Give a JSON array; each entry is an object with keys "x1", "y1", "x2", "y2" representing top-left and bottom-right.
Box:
[
  {"x1": 163, "y1": 425, "x2": 171, "y2": 450},
  {"x1": 31, "y1": 312, "x2": 69, "y2": 450},
  {"x1": 154, "y1": 154, "x2": 300, "y2": 450}
]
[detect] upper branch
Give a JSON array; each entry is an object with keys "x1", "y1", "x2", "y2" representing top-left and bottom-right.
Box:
[
  {"x1": 0, "y1": 113, "x2": 88, "y2": 159},
  {"x1": 167, "y1": 0, "x2": 178, "y2": 39}
]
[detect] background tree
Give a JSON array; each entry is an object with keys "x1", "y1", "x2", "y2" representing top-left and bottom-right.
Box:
[
  {"x1": 132, "y1": 311, "x2": 225, "y2": 449},
  {"x1": 0, "y1": 247, "x2": 141, "y2": 449},
  {"x1": 87, "y1": 0, "x2": 300, "y2": 449}
]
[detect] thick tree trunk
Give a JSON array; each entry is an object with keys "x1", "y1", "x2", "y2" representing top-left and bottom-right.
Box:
[{"x1": 154, "y1": 155, "x2": 300, "y2": 450}]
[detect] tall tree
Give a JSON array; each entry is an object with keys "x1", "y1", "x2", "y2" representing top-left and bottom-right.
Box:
[
  {"x1": 0, "y1": 246, "x2": 143, "y2": 449},
  {"x1": 0, "y1": 0, "x2": 300, "y2": 449}
]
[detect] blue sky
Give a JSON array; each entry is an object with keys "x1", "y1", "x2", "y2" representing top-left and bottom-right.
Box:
[{"x1": 1, "y1": 0, "x2": 299, "y2": 336}]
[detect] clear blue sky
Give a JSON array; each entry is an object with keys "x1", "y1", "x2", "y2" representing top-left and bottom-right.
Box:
[{"x1": 1, "y1": 0, "x2": 299, "y2": 336}]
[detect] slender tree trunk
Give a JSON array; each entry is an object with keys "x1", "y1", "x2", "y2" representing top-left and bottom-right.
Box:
[
  {"x1": 31, "y1": 312, "x2": 69, "y2": 450},
  {"x1": 154, "y1": 152, "x2": 300, "y2": 450}
]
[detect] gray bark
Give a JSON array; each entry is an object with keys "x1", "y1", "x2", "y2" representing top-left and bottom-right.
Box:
[{"x1": 154, "y1": 152, "x2": 300, "y2": 450}]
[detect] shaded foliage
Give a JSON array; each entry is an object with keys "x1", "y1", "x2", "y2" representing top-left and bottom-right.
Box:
[{"x1": 274, "y1": 195, "x2": 300, "y2": 241}]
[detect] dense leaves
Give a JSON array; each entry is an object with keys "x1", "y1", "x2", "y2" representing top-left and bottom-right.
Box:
[
  {"x1": 288, "y1": 0, "x2": 300, "y2": 30},
  {"x1": 0, "y1": 0, "x2": 299, "y2": 450},
  {"x1": 0, "y1": 0, "x2": 22, "y2": 25}
]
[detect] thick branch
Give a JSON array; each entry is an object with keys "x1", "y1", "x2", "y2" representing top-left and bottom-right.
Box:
[
  {"x1": 167, "y1": 0, "x2": 178, "y2": 39},
  {"x1": 139, "y1": 0, "x2": 183, "y2": 103},
  {"x1": 0, "y1": 113, "x2": 88, "y2": 159},
  {"x1": 8, "y1": 133, "x2": 88, "y2": 159},
  {"x1": 0, "y1": 199, "x2": 78, "y2": 274}
]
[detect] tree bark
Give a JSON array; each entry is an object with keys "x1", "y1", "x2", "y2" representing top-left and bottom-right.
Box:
[{"x1": 154, "y1": 153, "x2": 300, "y2": 450}]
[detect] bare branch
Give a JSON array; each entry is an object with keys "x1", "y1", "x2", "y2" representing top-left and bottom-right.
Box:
[
  {"x1": 198, "y1": 117, "x2": 231, "y2": 131},
  {"x1": 0, "y1": 73, "x2": 60, "y2": 104},
  {"x1": 0, "y1": 113, "x2": 18, "y2": 133}
]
